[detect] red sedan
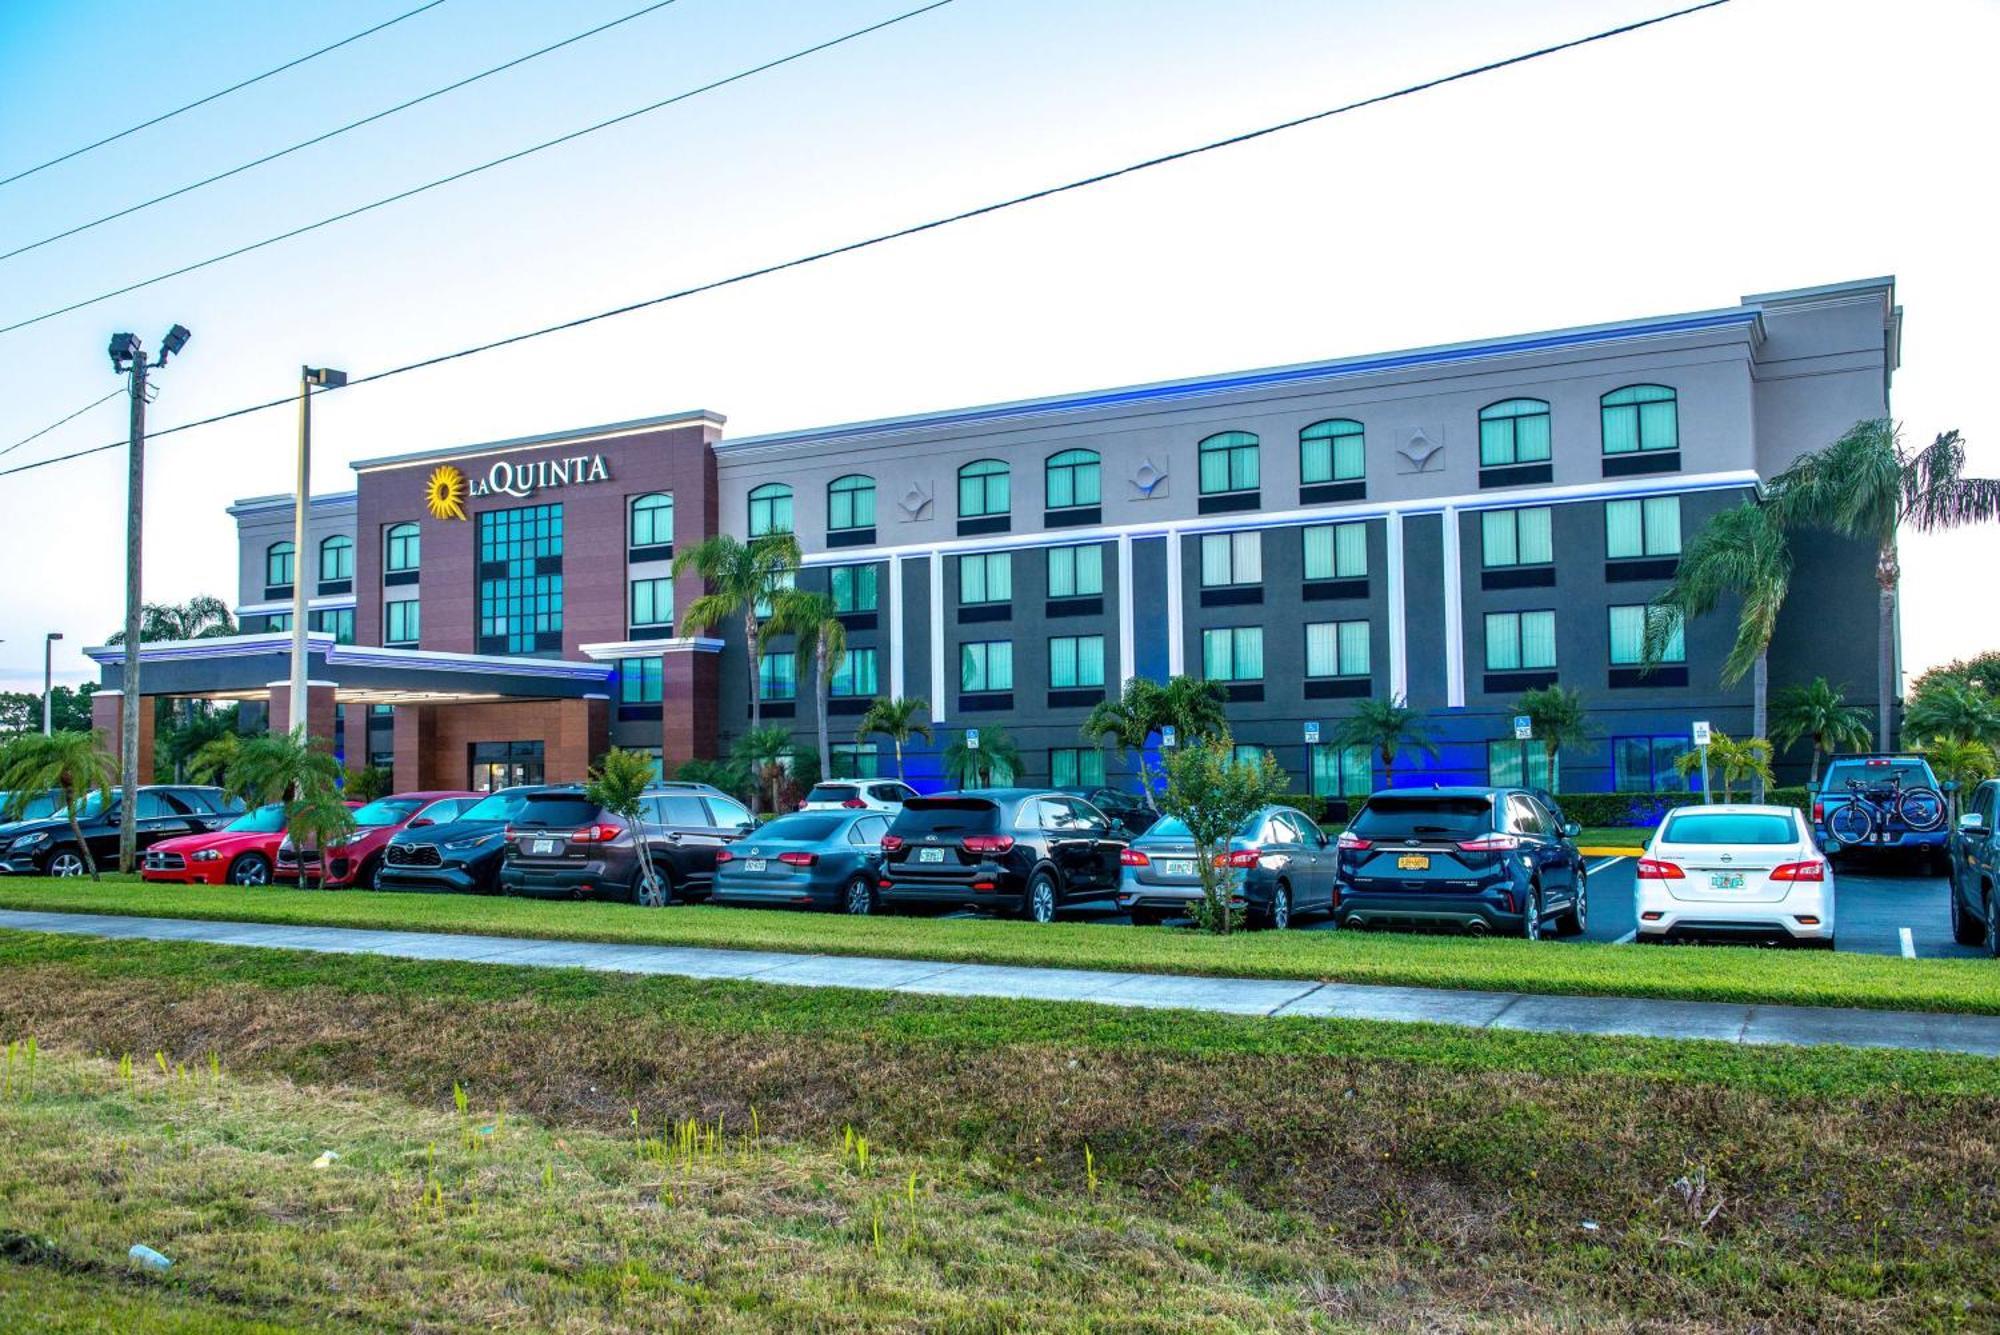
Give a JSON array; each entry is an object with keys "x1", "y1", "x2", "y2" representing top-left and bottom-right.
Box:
[
  {"x1": 143, "y1": 801, "x2": 360, "y2": 887},
  {"x1": 277, "y1": 791, "x2": 481, "y2": 889}
]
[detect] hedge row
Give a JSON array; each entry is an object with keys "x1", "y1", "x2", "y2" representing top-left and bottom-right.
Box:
[{"x1": 1272, "y1": 788, "x2": 1812, "y2": 829}]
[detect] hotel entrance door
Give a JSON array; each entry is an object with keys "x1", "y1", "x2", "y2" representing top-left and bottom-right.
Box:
[{"x1": 470, "y1": 740, "x2": 545, "y2": 792}]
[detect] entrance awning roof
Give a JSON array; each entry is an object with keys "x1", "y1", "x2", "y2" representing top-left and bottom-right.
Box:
[{"x1": 87, "y1": 633, "x2": 613, "y2": 702}]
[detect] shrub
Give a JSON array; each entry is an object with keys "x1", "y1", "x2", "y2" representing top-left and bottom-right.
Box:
[{"x1": 1549, "y1": 787, "x2": 1811, "y2": 829}]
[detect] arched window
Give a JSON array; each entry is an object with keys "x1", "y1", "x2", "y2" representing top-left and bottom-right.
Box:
[
  {"x1": 958, "y1": 460, "x2": 1010, "y2": 518},
  {"x1": 827, "y1": 475, "x2": 876, "y2": 532},
  {"x1": 1478, "y1": 399, "x2": 1551, "y2": 467},
  {"x1": 265, "y1": 541, "x2": 295, "y2": 589},
  {"x1": 1600, "y1": 385, "x2": 1678, "y2": 455},
  {"x1": 319, "y1": 534, "x2": 354, "y2": 583},
  {"x1": 748, "y1": 483, "x2": 793, "y2": 537},
  {"x1": 1044, "y1": 449, "x2": 1100, "y2": 510},
  {"x1": 1299, "y1": 419, "x2": 1364, "y2": 484},
  {"x1": 629, "y1": 492, "x2": 674, "y2": 548},
  {"x1": 384, "y1": 523, "x2": 420, "y2": 573},
  {"x1": 1198, "y1": 431, "x2": 1259, "y2": 495}
]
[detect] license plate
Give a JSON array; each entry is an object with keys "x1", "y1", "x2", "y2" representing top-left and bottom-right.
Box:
[
  {"x1": 531, "y1": 838, "x2": 558, "y2": 856},
  {"x1": 744, "y1": 858, "x2": 766, "y2": 873},
  {"x1": 1709, "y1": 872, "x2": 1744, "y2": 890},
  {"x1": 919, "y1": 847, "x2": 946, "y2": 864},
  {"x1": 1397, "y1": 854, "x2": 1430, "y2": 871},
  {"x1": 1163, "y1": 859, "x2": 1195, "y2": 878}
]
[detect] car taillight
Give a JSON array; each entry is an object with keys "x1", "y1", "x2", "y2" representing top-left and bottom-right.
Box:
[
  {"x1": 842, "y1": 798, "x2": 866, "y2": 809},
  {"x1": 715, "y1": 849, "x2": 734, "y2": 863},
  {"x1": 1812, "y1": 801, "x2": 1824, "y2": 822},
  {"x1": 501, "y1": 827, "x2": 519, "y2": 842},
  {"x1": 880, "y1": 834, "x2": 904, "y2": 852},
  {"x1": 779, "y1": 851, "x2": 817, "y2": 866},
  {"x1": 1120, "y1": 848, "x2": 1150, "y2": 866},
  {"x1": 1214, "y1": 848, "x2": 1261, "y2": 869},
  {"x1": 1770, "y1": 859, "x2": 1825, "y2": 882},
  {"x1": 1456, "y1": 834, "x2": 1521, "y2": 852},
  {"x1": 961, "y1": 834, "x2": 1015, "y2": 855},
  {"x1": 1636, "y1": 858, "x2": 1685, "y2": 880},
  {"x1": 572, "y1": 822, "x2": 623, "y2": 843},
  {"x1": 1336, "y1": 831, "x2": 1371, "y2": 850}
]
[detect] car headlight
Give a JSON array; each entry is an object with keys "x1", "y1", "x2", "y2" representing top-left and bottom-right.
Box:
[
  {"x1": 15, "y1": 831, "x2": 47, "y2": 848},
  {"x1": 191, "y1": 849, "x2": 223, "y2": 862},
  {"x1": 443, "y1": 830, "x2": 503, "y2": 851}
]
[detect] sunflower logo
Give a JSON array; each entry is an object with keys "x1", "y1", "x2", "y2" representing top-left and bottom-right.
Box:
[{"x1": 425, "y1": 464, "x2": 469, "y2": 521}]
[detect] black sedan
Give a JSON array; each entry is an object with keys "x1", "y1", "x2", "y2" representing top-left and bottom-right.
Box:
[
  {"x1": 376, "y1": 787, "x2": 535, "y2": 894},
  {"x1": 711, "y1": 810, "x2": 893, "y2": 913}
]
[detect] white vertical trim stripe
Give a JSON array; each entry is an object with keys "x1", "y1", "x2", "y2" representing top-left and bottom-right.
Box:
[
  {"x1": 888, "y1": 554, "x2": 905, "y2": 701},
  {"x1": 1116, "y1": 532, "x2": 1135, "y2": 686},
  {"x1": 1165, "y1": 528, "x2": 1185, "y2": 677},
  {"x1": 1441, "y1": 505, "x2": 1465, "y2": 708},
  {"x1": 1386, "y1": 511, "x2": 1408, "y2": 702},
  {"x1": 928, "y1": 550, "x2": 946, "y2": 725}
]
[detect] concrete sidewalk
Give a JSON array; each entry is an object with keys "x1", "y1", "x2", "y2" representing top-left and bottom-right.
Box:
[{"x1": 3, "y1": 908, "x2": 1995, "y2": 1057}]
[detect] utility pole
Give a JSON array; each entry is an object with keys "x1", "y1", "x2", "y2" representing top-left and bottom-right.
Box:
[
  {"x1": 289, "y1": 366, "x2": 347, "y2": 736},
  {"x1": 42, "y1": 632, "x2": 63, "y2": 734}
]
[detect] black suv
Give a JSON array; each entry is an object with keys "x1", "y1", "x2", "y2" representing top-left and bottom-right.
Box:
[
  {"x1": 1051, "y1": 786, "x2": 1160, "y2": 837},
  {"x1": 499, "y1": 782, "x2": 756, "y2": 904},
  {"x1": 378, "y1": 787, "x2": 537, "y2": 895},
  {"x1": 877, "y1": 789, "x2": 1128, "y2": 922},
  {"x1": 0, "y1": 785, "x2": 244, "y2": 877}
]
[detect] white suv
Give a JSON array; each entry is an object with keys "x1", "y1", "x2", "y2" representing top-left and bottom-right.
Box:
[
  {"x1": 1636, "y1": 805, "x2": 1834, "y2": 948},
  {"x1": 801, "y1": 781, "x2": 919, "y2": 814}
]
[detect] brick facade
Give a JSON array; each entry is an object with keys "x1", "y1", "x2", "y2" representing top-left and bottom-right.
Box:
[
  {"x1": 390, "y1": 697, "x2": 608, "y2": 791},
  {"x1": 89, "y1": 691, "x2": 155, "y2": 785}
]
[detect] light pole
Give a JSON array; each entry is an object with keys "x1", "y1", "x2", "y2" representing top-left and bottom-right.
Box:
[
  {"x1": 42, "y1": 632, "x2": 63, "y2": 734},
  {"x1": 288, "y1": 365, "x2": 347, "y2": 738},
  {"x1": 109, "y1": 324, "x2": 190, "y2": 873}
]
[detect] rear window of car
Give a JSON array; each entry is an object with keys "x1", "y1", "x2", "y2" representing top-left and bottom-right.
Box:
[
  {"x1": 352, "y1": 798, "x2": 424, "y2": 828},
  {"x1": 1821, "y1": 761, "x2": 1933, "y2": 792},
  {"x1": 512, "y1": 795, "x2": 602, "y2": 828},
  {"x1": 891, "y1": 799, "x2": 999, "y2": 837},
  {"x1": 807, "y1": 785, "x2": 859, "y2": 803},
  {"x1": 1350, "y1": 796, "x2": 1493, "y2": 842},
  {"x1": 225, "y1": 804, "x2": 287, "y2": 835},
  {"x1": 1660, "y1": 812, "x2": 1798, "y2": 845},
  {"x1": 759, "y1": 814, "x2": 844, "y2": 842},
  {"x1": 1141, "y1": 814, "x2": 1258, "y2": 841}
]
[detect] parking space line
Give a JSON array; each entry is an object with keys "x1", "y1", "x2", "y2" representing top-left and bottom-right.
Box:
[
  {"x1": 1899, "y1": 927, "x2": 1916, "y2": 959},
  {"x1": 1612, "y1": 930, "x2": 1636, "y2": 945},
  {"x1": 1586, "y1": 857, "x2": 1627, "y2": 873}
]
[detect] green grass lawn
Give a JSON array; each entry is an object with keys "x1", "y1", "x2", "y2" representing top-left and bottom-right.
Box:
[{"x1": 1, "y1": 873, "x2": 1994, "y2": 1015}]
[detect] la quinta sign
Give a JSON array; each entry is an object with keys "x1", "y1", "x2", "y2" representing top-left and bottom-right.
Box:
[{"x1": 425, "y1": 455, "x2": 614, "y2": 519}]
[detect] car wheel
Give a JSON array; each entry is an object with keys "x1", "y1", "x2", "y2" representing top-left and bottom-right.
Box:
[
  {"x1": 355, "y1": 856, "x2": 382, "y2": 891},
  {"x1": 1024, "y1": 870, "x2": 1058, "y2": 924},
  {"x1": 1266, "y1": 882, "x2": 1293, "y2": 931},
  {"x1": 45, "y1": 849, "x2": 87, "y2": 878},
  {"x1": 1554, "y1": 868, "x2": 1588, "y2": 936},
  {"x1": 1520, "y1": 882, "x2": 1544, "y2": 941},
  {"x1": 630, "y1": 865, "x2": 667, "y2": 908},
  {"x1": 227, "y1": 854, "x2": 272, "y2": 887},
  {"x1": 1986, "y1": 889, "x2": 2000, "y2": 959},
  {"x1": 843, "y1": 874, "x2": 877, "y2": 916}
]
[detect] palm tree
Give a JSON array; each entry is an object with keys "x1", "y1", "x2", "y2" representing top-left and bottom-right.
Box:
[
  {"x1": 1674, "y1": 729, "x2": 1773, "y2": 802},
  {"x1": 943, "y1": 724, "x2": 1020, "y2": 788},
  {"x1": 672, "y1": 533, "x2": 802, "y2": 731},
  {"x1": 765, "y1": 589, "x2": 845, "y2": 781},
  {"x1": 1770, "y1": 677, "x2": 1872, "y2": 786},
  {"x1": 1769, "y1": 420, "x2": 2000, "y2": 748},
  {"x1": 1514, "y1": 684, "x2": 1590, "y2": 790},
  {"x1": 1081, "y1": 678, "x2": 1168, "y2": 809},
  {"x1": 1918, "y1": 737, "x2": 1996, "y2": 822},
  {"x1": 104, "y1": 594, "x2": 237, "y2": 644},
  {"x1": 588, "y1": 747, "x2": 666, "y2": 904},
  {"x1": 1902, "y1": 682, "x2": 2000, "y2": 749},
  {"x1": 1159, "y1": 675, "x2": 1229, "y2": 747},
  {"x1": 225, "y1": 729, "x2": 352, "y2": 886},
  {"x1": 1330, "y1": 696, "x2": 1436, "y2": 789},
  {"x1": 1643, "y1": 502, "x2": 1791, "y2": 798},
  {"x1": 856, "y1": 696, "x2": 931, "y2": 782},
  {"x1": 187, "y1": 730, "x2": 247, "y2": 788},
  {"x1": 0, "y1": 731, "x2": 119, "y2": 879},
  {"x1": 732, "y1": 725, "x2": 795, "y2": 815}
]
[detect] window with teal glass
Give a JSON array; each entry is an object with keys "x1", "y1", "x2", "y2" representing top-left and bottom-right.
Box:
[
  {"x1": 827, "y1": 475, "x2": 875, "y2": 531},
  {"x1": 958, "y1": 460, "x2": 1010, "y2": 517},
  {"x1": 266, "y1": 541, "x2": 295, "y2": 588},
  {"x1": 960, "y1": 640, "x2": 1013, "y2": 692},
  {"x1": 753, "y1": 570, "x2": 795, "y2": 618},
  {"x1": 1310, "y1": 744, "x2": 1372, "y2": 798},
  {"x1": 1202, "y1": 626, "x2": 1263, "y2": 681},
  {"x1": 748, "y1": 483, "x2": 793, "y2": 536},
  {"x1": 1488, "y1": 740, "x2": 1556, "y2": 789},
  {"x1": 310, "y1": 608, "x2": 355, "y2": 644},
  {"x1": 1199, "y1": 531, "x2": 1261, "y2": 587},
  {"x1": 830, "y1": 743, "x2": 881, "y2": 779},
  {"x1": 1305, "y1": 620, "x2": 1370, "y2": 678},
  {"x1": 1299, "y1": 419, "x2": 1365, "y2": 484},
  {"x1": 630, "y1": 577, "x2": 672, "y2": 627},
  {"x1": 1610, "y1": 605, "x2": 1682, "y2": 665},
  {"x1": 629, "y1": 493, "x2": 673, "y2": 548},
  {"x1": 1604, "y1": 496, "x2": 1681, "y2": 558},
  {"x1": 1050, "y1": 748, "x2": 1105, "y2": 787},
  {"x1": 1229, "y1": 744, "x2": 1269, "y2": 770},
  {"x1": 832, "y1": 647, "x2": 879, "y2": 697},
  {"x1": 829, "y1": 563, "x2": 878, "y2": 613},
  {"x1": 477, "y1": 504, "x2": 562, "y2": 656},
  {"x1": 1046, "y1": 544, "x2": 1103, "y2": 597},
  {"x1": 1485, "y1": 610, "x2": 1556, "y2": 671},
  {"x1": 384, "y1": 599, "x2": 420, "y2": 645},
  {"x1": 319, "y1": 535, "x2": 353, "y2": 582},
  {"x1": 958, "y1": 552, "x2": 1012, "y2": 604},
  {"x1": 1303, "y1": 523, "x2": 1367, "y2": 579},
  {"x1": 759, "y1": 651, "x2": 797, "y2": 700},
  {"x1": 1049, "y1": 635, "x2": 1105, "y2": 689},
  {"x1": 1198, "y1": 431, "x2": 1260, "y2": 494},
  {"x1": 1044, "y1": 449, "x2": 1100, "y2": 509},
  {"x1": 1600, "y1": 385, "x2": 1678, "y2": 454},
  {"x1": 1478, "y1": 399, "x2": 1552, "y2": 466},
  {"x1": 384, "y1": 523, "x2": 420, "y2": 573},
  {"x1": 619, "y1": 657, "x2": 663, "y2": 704},
  {"x1": 1481, "y1": 507, "x2": 1553, "y2": 567}
]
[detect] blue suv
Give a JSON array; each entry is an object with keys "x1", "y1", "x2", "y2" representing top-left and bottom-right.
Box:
[{"x1": 1814, "y1": 755, "x2": 1949, "y2": 870}]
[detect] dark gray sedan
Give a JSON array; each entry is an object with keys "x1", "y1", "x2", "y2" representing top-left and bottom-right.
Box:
[
  {"x1": 710, "y1": 810, "x2": 893, "y2": 913},
  {"x1": 1116, "y1": 805, "x2": 1337, "y2": 929}
]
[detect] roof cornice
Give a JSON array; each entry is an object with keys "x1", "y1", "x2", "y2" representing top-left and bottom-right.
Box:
[{"x1": 351, "y1": 411, "x2": 725, "y2": 475}]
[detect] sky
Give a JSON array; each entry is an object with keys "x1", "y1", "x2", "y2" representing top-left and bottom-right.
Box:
[{"x1": 0, "y1": 0, "x2": 1994, "y2": 694}]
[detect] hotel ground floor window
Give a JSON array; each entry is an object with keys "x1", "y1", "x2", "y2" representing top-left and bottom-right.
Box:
[
  {"x1": 1614, "y1": 736, "x2": 1695, "y2": 792},
  {"x1": 310, "y1": 608, "x2": 355, "y2": 645},
  {"x1": 470, "y1": 740, "x2": 545, "y2": 792},
  {"x1": 830, "y1": 743, "x2": 882, "y2": 779},
  {"x1": 1049, "y1": 747, "x2": 1105, "y2": 787},
  {"x1": 1309, "y1": 744, "x2": 1372, "y2": 800},
  {"x1": 385, "y1": 599, "x2": 419, "y2": 646},
  {"x1": 620, "y1": 656, "x2": 664, "y2": 704},
  {"x1": 1488, "y1": 740, "x2": 1556, "y2": 791}
]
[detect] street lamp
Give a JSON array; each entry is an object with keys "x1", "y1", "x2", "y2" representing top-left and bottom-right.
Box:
[
  {"x1": 287, "y1": 365, "x2": 348, "y2": 737},
  {"x1": 42, "y1": 632, "x2": 63, "y2": 735}
]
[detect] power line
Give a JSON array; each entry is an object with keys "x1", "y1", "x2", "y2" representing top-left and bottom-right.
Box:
[
  {"x1": 0, "y1": 388, "x2": 126, "y2": 459},
  {"x1": 0, "y1": 0, "x2": 689, "y2": 265},
  {"x1": 0, "y1": 0, "x2": 1732, "y2": 484},
  {"x1": 0, "y1": 1, "x2": 451, "y2": 191},
  {"x1": 0, "y1": 0, "x2": 962, "y2": 336}
]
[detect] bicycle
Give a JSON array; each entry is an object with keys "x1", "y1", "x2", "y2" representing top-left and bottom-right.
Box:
[{"x1": 1825, "y1": 773, "x2": 1946, "y2": 845}]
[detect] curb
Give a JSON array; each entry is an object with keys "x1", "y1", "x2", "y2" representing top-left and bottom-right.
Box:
[{"x1": 1578, "y1": 845, "x2": 1646, "y2": 858}]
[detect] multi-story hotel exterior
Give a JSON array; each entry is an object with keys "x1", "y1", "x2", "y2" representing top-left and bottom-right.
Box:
[{"x1": 89, "y1": 277, "x2": 1900, "y2": 798}]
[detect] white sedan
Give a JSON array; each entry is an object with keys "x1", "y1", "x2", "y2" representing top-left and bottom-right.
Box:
[
  {"x1": 1635, "y1": 805, "x2": 1835, "y2": 948},
  {"x1": 799, "y1": 780, "x2": 919, "y2": 814}
]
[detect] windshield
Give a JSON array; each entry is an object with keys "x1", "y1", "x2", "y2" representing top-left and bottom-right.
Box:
[
  {"x1": 1351, "y1": 796, "x2": 1494, "y2": 842},
  {"x1": 351, "y1": 798, "x2": 424, "y2": 828},
  {"x1": 890, "y1": 799, "x2": 999, "y2": 838},
  {"x1": 1, "y1": 791, "x2": 61, "y2": 821},
  {"x1": 458, "y1": 792, "x2": 531, "y2": 824},
  {"x1": 225, "y1": 804, "x2": 288, "y2": 835},
  {"x1": 1660, "y1": 812, "x2": 1798, "y2": 845},
  {"x1": 806, "y1": 785, "x2": 859, "y2": 803},
  {"x1": 757, "y1": 813, "x2": 844, "y2": 842}
]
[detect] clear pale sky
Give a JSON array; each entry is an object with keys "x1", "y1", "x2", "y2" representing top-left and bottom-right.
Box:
[{"x1": 1, "y1": 0, "x2": 1994, "y2": 693}]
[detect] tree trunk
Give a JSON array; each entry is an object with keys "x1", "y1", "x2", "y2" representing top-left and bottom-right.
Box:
[
  {"x1": 892, "y1": 737, "x2": 905, "y2": 782},
  {"x1": 1751, "y1": 649, "x2": 1769, "y2": 802},
  {"x1": 65, "y1": 784, "x2": 97, "y2": 880},
  {"x1": 1382, "y1": 747, "x2": 1395, "y2": 790},
  {"x1": 1876, "y1": 543, "x2": 1898, "y2": 753},
  {"x1": 815, "y1": 662, "x2": 831, "y2": 787},
  {"x1": 1808, "y1": 743, "x2": 1822, "y2": 787},
  {"x1": 745, "y1": 609, "x2": 762, "y2": 732}
]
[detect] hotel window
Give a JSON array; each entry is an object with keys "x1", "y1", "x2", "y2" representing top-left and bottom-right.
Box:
[
  {"x1": 829, "y1": 743, "x2": 881, "y2": 779},
  {"x1": 1615, "y1": 736, "x2": 1694, "y2": 792},
  {"x1": 959, "y1": 552, "x2": 1012, "y2": 604},
  {"x1": 319, "y1": 535, "x2": 353, "y2": 583},
  {"x1": 748, "y1": 483, "x2": 793, "y2": 537},
  {"x1": 1478, "y1": 399, "x2": 1552, "y2": 466},
  {"x1": 477, "y1": 503, "x2": 563, "y2": 656},
  {"x1": 384, "y1": 523, "x2": 420, "y2": 573},
  {"x1": 1604, "y1": 497, "x2": 1682, "y2": 558},
  {"x1": 1049, "y1": 635, "x2": 1106, "y2": 689},
  {"x1": 958, "y1": 460, "x2": 1010, "y2": 518},
  {"x1": 832, "y1": 648, "x2": 879, "y2": 698},
  {"x1": 960, "y1": 640, "x2": 1013, "y2": 692},
  {"x1": 827, "y1": 475, "x2": 876, "y2": 532},
  {"x1": 1303, "y1": 523, "x2": 1367, "y2": 579},
  {"x1": 1202, "y1": 626, "x2": 1264, "y2": 682},
  {"x1": 384, "y1": 599, "x2": 420, "y2": 646},
  {"x1": 263, "y1": 613, "x2": 293, "y2": 632},
  {"x1": 620, "y1": 656, "x2": 663, "y2": 704},
  {"x1": 1609, "y1": 605, "x2": 1683, "y2": 666},
  {"x1": 310, "y1": 608, "x2": 355, "y2": 645},
  {"x1": 1481, "y1": 507, "x2": 1553, "y2": 567},
  {"x1": 1601, "y1": 385, "x2": 1678, "y2": 454},
  {"x1": 1230, "y1": 744, "x2": 1271, "y2": 770},
  {"x1": 1050, "y1": 747, "x2": 1106, "y2": 787},
  {"x1": 754, "y1": 570, "x2": 795, "y2": 618},
  {"x1": 1305, "y1": 620, "x2": 1370, "y2": 679},
  {"x1": 630, "y1": 576, "x2": 673, "y2": 628},
  {"x1": 1044, "y1": 449, "x2": 1100, "y2": 509},
  {"x1": 1198, "y1": 431, "x2": 1259, "y2": 494},
  {"x1": 1046, "y1": 543, "x2": 1103, "y2": 597},
  {"x1": 1485, "y1": 611, "x2": 1556, "y2": 671},
  {"x1": 1299, "y1": 419, "x2": 1365, "y2": 484},
  {"x1": 266, "y1": 541, "x2": 295, "y2": 589},
  {"x1": 1488, "y1": 740, "x2": 1556, "y2": 790},
  {"x1": 629, "y1": 493, "x2": 673, "y2": 549},
  {"x1": 1200, "y1": 532, "x2": 1262, "y2": 588},
  {"x1": 829, "y1": 563, "x2": 878, "y2": 613},
  {"x1": 1310, "y1": 744, "x2": 1372, "y2": 800},
  {"x1": 759, "y1": 651, "x2": 797, "y2": 700}
]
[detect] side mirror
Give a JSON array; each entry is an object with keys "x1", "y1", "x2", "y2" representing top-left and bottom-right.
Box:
[
  {"x1": 1562, "y1": 821, "x2": 1582, "y2": 839},
  {"x1": 1960, "y1": 812, "x2": 1990, "y2": 835},
  {"x1": 409, "y1": 818, "x2": 434, "y2": 829}
]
